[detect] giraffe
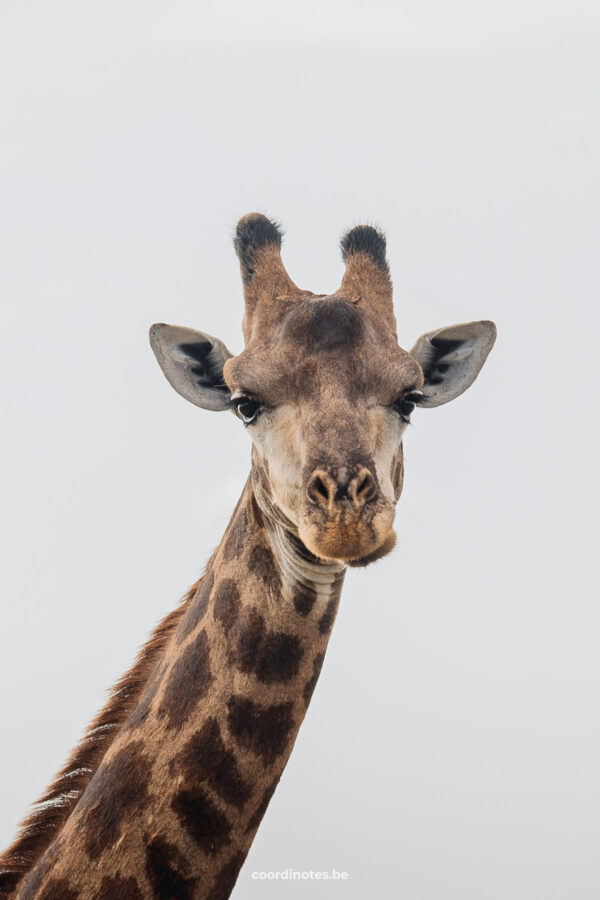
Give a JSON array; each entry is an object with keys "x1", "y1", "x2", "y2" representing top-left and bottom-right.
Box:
[{"x1": 0, "y1": 213, "x2": 496, "y2": 899}]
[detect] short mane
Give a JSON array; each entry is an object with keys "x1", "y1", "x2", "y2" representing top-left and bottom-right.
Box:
[{"x1": 0, "y1": 578, "x2": 201, "y2": 895}]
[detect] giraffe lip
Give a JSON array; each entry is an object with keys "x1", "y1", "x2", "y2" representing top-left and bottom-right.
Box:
[
  {"x1": 345, "y1": 530, "x2": 397, "y2": 567},
  {"x1": 298, "y1": 504, "x2": 396, "y2": 564}
]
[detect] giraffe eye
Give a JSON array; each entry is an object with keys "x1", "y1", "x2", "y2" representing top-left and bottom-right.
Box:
[
  {"x1": 233, "y1": 397, "x2": 263, "y2": 424},
  {"x1": 392, "y1": 391, "x2": 422, "y2": 424}
]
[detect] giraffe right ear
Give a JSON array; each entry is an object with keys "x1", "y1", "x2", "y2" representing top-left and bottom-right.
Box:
[{"x1": 149, "y1": 324, "x2": 233, "y2": 411}]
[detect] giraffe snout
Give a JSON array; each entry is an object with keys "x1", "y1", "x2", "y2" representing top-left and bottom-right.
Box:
[
  {"x1": 300, "y1": 461, "x2": 394, "y2": 563},
  {"x1": 306, "y1": 465, "x2": 379, "y2": 513}
]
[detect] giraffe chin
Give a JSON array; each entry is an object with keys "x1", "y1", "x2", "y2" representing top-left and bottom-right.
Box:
[
  {"x1": 345, "y1": 530, "x2": 397, "y2": 567},
  {"x1": 298, "y1": 513, "x2": 397, "y2": 567}
]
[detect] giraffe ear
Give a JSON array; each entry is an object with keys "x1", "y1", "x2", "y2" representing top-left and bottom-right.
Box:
[
  {"x1": 149, "y1": 324, "x2": 233, "y2": 411},
  {"x1": 409, "y1": 320, "x2": 496, "y2": 408}
]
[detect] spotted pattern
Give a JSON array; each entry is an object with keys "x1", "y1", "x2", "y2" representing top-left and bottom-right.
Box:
[
  {"x1": 170, "y1": 718, "x2": 251, "y2": 810},
  {"x1": 6, "y1": 487, "x2": 351, "y2": 898},
  {"x1": 145, "y1": 834, "x2": 196, "y2": 899},
  {"x1": 76, "y1": 740, "x2": 153, "y2": 861},
  {"x1": 213, "y1": 579, "x2": 241, "y2": 635},
  {"x1": 230, "y1": 608, "x2": 304, "y2": 684},
  {"x1": 227, "y1": 696, "x2": 295, "y2": 765},
  {"x1": 93, "y1": 875, "x2": 144, "y2": 900},
  {"x1": 157, "y1": 630, "x2": 213, "y2": 731},
  {"x1": 176, "y1": 571, "x2": 215, "y2": 644},
  {"x1": 171, "y1": 787, "x2": 232, "y2": 855},
  {"x1": 292, "y1": 583, "x2": 317, "y2": 616},
  {"x1": 303, "y1": 652, "x2": 325, "y2": 706},
  {"x1": 248, "y1": 544, "x2": 282, "y2": 595},
  {"x1": 318, "y1": 595, "x2": 339, "y2": 635}
]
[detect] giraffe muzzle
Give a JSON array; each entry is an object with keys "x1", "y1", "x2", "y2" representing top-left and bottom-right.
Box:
[{"x1": 299, "y1": 465, "x2": 395, "y2": 564}]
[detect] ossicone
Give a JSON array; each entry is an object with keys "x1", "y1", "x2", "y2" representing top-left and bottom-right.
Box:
[
  {"x1": 340, "y1": 224, "x2": 389, "y2": 273},
  {"x1": 233, "y1": 213, "x2": 299, "y2": 343},
  {"x1": 338, "y1": 223, "x2": 395, "y2": 333},
  {"x1": 234, "y1": 213, "x2": 284, "y2": 281}
]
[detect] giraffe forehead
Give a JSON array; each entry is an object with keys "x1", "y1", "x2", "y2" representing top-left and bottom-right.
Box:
[
  {"x1": 281, "y1": 295, "x2": 366, "y2": 349},
  {"x1": 226, "y1": 297, "x2": 421, "y2": 404}
]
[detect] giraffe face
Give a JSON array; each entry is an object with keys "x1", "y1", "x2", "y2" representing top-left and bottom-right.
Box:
[
  {"x1": 221, "y1": 296, "x2": 422, "y2": 564},
  {"x1": 150, "y1": 214, "x2": 496, "y2": 566}
]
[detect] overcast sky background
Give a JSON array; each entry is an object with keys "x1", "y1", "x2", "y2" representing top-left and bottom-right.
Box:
[{"x1": 1, "y1": 2, "x2": 599, "y2": 897}]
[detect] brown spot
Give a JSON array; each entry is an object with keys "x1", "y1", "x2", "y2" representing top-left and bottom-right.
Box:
[
  {"x1": 0, "y1": 874, "x2": 20, "y2": 895},
  {"x1": 158, "y1": 630, "x2": 213, "y2": 731},
  {"x1": 213, "y1": 579, "x2": 241, "y2": 635},
  {"x1": 171, "y1": 787, "x2": 232, "y2": 855},
  {"x1": 171, "y1": 719, "x2": 251, "y2": 810},
  {"x1": 227, "y1": 696, "x2": 295, "y2": 764},
  {"x1": 35, "y1": 878, "x2": 79, "y2": 900},
  {"x1": 248, "y1": 544, "x2": 282, "y2": 594},
  {"x1": 221, "y1": 506, "x2": 247, "y2": 563},
  {"x1": 17, "y1": 856, "x2": 54, "y2": 900},
  {"x1": 249, "y1": 492, "x2": 264, "y2": 527},
  {"x1": 94, "y1": 875, "x2": 144, "y2": 900},
  {"x1": 77, "y1": 740, "x2": 152, "y2": 861},
  {"x1": 293, "y1": 296, "x2": 366, "y2": 350},
  {"x1": 293, "y1": 583, "x2": 317, "y2": 616},
  {"x1": 229, "y1": 607, "x2": 264, "y2": 669},
  {"x1": 13, "y1": 836, "x2": 64, "y2": 899},
  {"x1": 255, "y1": 633, "x2": 303, "y2": 684},
  {"x1": 318, "y1": 594, "x2": 339, "y2": 635},
  {"x1": 230, "y1": 608, "x2": 303, "y2": 684},
  {"x1": 125, "y1": 659, "x2": 166, "y2": 730},
  {"x1": 145, "y1": 834, "x2": 196, "y2": 900},
  {"x1": 177, "y1": 570, "x2": 215, "y2": 644},
  {"x1": 303, "y1": 651, "x2": 325, "y2": 706},
  {"x1": 207, "y1": 851, "x2": 247, "y2": 900},
  {"x1": 245, "y1": 775, "x2": 281, "y2": 833}
]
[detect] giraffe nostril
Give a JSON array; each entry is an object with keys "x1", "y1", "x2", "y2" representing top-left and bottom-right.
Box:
[
  {"x1": 348, "y1": 468, "x2": 378, "y2": 509},
  {"x1": 313, "y1": 477, "x2": 329, "y2": 501},
  {"x1": 307, "y1": 467, "x2": 378, "y2": 513},
  {"x1": 306, "y1": 470, "x2": 337, "y2": 510}
]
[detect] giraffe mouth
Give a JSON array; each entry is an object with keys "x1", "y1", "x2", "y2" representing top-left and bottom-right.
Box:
[
  {"x1": 345, "y1": 530, "x2": 397, "y2": 567},
  {"x1": 298, "y1": 502, "x2": 396, "y2": 566}
]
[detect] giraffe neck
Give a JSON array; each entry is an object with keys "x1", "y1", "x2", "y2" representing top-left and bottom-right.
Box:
[{"x1": 16, "y1": 478, "x2": 346, "y2": 899}]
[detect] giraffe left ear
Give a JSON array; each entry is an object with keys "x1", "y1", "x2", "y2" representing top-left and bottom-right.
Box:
[
  {"x1": 149, "y1": 324, "x2": 233, "y2": 411},
  {"x1": 410, "y1": 320, "x2": 496, "y2": 408}
]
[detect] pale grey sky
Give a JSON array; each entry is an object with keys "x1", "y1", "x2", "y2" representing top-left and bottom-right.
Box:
[{"x1": 1, "y1": 2, "x2": 599, "y2": 898}]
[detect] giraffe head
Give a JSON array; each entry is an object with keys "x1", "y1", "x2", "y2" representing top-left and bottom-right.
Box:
[{"x1": 150, "y1": 213, "x2": 495, "y2": 566}]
